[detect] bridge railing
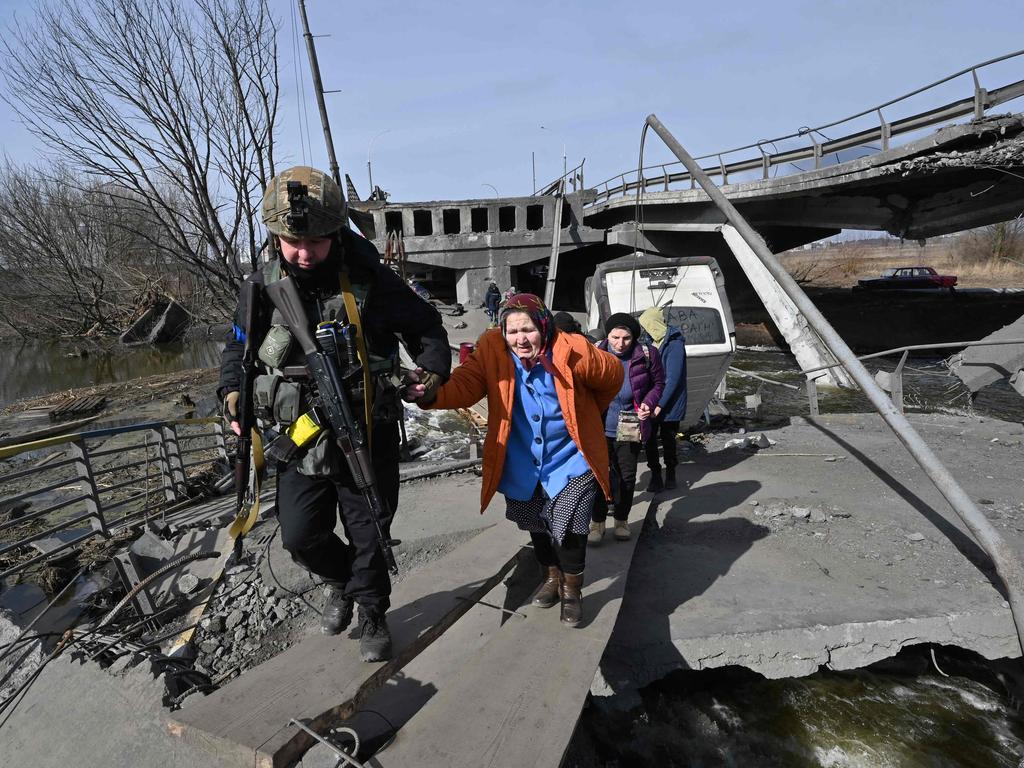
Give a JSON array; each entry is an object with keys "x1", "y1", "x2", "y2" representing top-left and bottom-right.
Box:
[
  {"x1": 592, "y1": 50, "x2": 1024, "y2": 205},
  {"x1": 734, "y1": 338, "x2": 1024, "y2": 418},
  {"x1": 0, "y1": 417, "x2": 227, "y2": 580}
]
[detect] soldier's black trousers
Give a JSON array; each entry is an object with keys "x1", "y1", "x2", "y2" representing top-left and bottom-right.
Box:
[{"x1": 275, "y1": 421, "x2": 400, "y2": 612}]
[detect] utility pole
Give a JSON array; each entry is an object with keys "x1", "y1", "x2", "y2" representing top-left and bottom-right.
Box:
[{"x1": 296, "y1": 0, "x2": 341, "y2": 188}]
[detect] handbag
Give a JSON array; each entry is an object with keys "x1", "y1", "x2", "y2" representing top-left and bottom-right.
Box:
[{"x1": 615, "y1": 408, "x2": 643, "y2": 443}]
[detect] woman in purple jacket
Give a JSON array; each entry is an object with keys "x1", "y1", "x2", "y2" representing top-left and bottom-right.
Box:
[{"x1": 590, "y1": 313, "x2": 665, "y2": 543}]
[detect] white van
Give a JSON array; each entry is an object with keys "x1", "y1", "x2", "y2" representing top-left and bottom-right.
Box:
[{"x1": 585, "y1": 254, "x2": 736, "y2": 427}]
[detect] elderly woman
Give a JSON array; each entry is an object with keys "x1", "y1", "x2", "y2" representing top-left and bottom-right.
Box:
[
  {"x1": 405, "y1": 294, "x2": 622, "y2": 627},
  {"x1": 590, "y1": 313, "x2": 665, "y2": 544}
]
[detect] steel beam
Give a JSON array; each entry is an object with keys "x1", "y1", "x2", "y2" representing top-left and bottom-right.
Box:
[{"x1": 645, "y1": 112, "x2": 1024, "y2": 655}]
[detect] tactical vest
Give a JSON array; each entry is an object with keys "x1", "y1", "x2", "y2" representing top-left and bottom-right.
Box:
[{"x1": 252, "y1": 258, "x2": 402, "y2": 476}]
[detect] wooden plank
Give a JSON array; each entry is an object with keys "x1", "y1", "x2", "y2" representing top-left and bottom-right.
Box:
[
  {"x1": 167, "y1": 521, "x2": 524, "y2": 768},
  {"x1": 373, "y1": 508, "x2": 647, "y2": 768},
  {"x1": 0, "y1": 414, "x2": 101, "y2": 451}
]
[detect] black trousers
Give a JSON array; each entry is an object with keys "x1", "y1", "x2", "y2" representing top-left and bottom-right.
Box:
[
  {"x1": 275, "y1": 421, "x2": 400, "y2": 611},
  {"x1": 645, "y1": 419, "x2": 680, "y2": 471},
  {"x1": 592, "y1": 437, "x2": 641, "y2": 523},
  {"x1": 530, "y1": 532, "x2": 586, "y2": 575}
]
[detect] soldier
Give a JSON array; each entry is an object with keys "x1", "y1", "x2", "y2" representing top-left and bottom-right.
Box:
[{"x1": 219, "y1": 167, "x2": 450, "y2": 661}]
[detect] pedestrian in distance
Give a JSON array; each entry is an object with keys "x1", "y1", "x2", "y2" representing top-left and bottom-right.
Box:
[
  {"x1": 403, "y1": 293, "x2": 622, "y2": 627},
  {"x1": 484, "y1": 280, "x2": 501, "y2": 326},
  {"x1": 219, "y1": 166, "x2": 450, "y2": 661},
  {"x1": 638, "y1": 306, "x2": 687, "y2": 493},
  {"x1": 590, "y1": 313, "x2": 665, "y2": 544}
]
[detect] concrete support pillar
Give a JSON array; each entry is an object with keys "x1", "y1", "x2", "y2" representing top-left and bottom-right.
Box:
[
  {"x1": 721, "y1": 224, "x2": 854, "y2": 388},
  {"x1": 457, "y1": 266, "x2": 510, "y2": 307},
  {"x1": 456, "y1": 270, "x2": 471, "y2": 306}
]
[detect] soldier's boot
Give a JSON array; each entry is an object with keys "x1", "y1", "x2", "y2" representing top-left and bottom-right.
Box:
[
  {"x1": 321, "y1": 584, "x2": 354, "y2": 636},
  {"x1": 358, "y1": 605, "x2": 393, "y2": 662},
  {"x1": 665, "y1": 466, "x2": 678, "y2": 490},
  {"x1": 531, "y1": 566, "x2": 562, "y2": 608},
  {"x1": 560, "y1": 572, "x2": 584, "y2": 628}
]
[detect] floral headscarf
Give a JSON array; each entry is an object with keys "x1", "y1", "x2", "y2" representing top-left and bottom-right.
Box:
[{"x1": 499, "y1": 292, "x2": 557, "y2": 358}]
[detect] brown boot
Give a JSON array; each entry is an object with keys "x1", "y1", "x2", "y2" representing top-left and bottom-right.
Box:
[
  {"x1": 560, "y1": 572, "x2": 584, "y2": 627},
  {"x1": 531, "y1": 566, "x2": 562, "y2": 608}
]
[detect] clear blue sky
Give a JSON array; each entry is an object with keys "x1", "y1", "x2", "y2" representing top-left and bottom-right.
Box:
[{"x1": 2, "y1": 0, "x2": 1022, "y2": 203}]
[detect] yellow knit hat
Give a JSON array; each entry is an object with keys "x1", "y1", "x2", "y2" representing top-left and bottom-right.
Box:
[{"x1": 638, "y1": 306, "x2": 667, "y2": 345}]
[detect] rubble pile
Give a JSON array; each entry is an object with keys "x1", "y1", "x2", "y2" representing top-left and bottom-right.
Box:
[
  {"x1": 190, "y1": 559, "x2": 315, "y2": 680},
  {"x1": 886, "y1": 117, "x2": 1024, "y2": 176}
]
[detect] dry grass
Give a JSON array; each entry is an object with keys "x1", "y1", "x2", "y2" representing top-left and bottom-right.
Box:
[{"x1": 779, "y1": 239, "x2": 1024, "y2": 288}]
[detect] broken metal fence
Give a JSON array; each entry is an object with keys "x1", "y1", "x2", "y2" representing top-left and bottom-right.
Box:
[
  {"x1": 798, "y1": 338, "x2": 1024, "y2": 417},
  {"x1": 592, "y1": 49, "x2": 1024, "y2": 204},
  {"x1": 0, "y1": 418, "x2": 227, "y2": 580}
]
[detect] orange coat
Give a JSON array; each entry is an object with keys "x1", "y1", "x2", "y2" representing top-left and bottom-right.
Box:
[{"x1": 425, "y1": 329, "x2": 624, "y2": 512}]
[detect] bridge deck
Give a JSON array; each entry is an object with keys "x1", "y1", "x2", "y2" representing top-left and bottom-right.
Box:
[
  {"x1": 167, "y1": 471, "x2": 652, "y2": 767},
  {"x1": 370, "y1": 513, "x2": 644, "y2": 768}
]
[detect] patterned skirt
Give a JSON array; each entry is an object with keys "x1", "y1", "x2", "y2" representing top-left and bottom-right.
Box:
[{"x1": 504, "y1": 472, "x2": 598, "y2": 544}]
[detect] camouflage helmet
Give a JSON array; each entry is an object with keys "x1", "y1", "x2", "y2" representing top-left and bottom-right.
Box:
[{"x1": 262, "y1": 166, "x2": 345, "y2": 239}]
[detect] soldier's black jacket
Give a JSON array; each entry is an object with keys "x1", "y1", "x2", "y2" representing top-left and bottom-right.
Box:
[{"x1": 218, "y1": 228, "x2": 451, "y2": 399}]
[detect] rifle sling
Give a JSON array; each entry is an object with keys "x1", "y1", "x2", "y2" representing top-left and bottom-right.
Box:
[{"x1": 339, "y1": 269, "x2": 374, "y2": 454}]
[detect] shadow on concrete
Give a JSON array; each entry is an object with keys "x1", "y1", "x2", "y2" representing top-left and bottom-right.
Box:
[
  {"x1": 804, "y1": 419, "x2": 1007, "y2": 599},
  {"x1": 597, "y1": 452, "x2": 770, "y2": 698}
]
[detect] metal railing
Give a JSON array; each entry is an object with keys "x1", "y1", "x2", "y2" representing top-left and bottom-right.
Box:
[
  {"x1": 0, "y1": 417, "x2": 227, "y2": 580},
  {"x1": 534, "y1": 159, "x2": 587, "y2": 197},
  {"x1": 798, "y1": 338, "x2": 1024, "y2": 417},
  {"x1": 592, "y1": 50, "x2": 1024, "y2": 205}
]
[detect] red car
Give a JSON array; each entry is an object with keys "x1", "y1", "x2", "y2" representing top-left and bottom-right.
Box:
[{"x1": 857, "y1": 266, "x2": 957, "y2": 291}]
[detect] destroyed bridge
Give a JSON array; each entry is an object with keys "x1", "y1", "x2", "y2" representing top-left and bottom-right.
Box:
[{"x1": 347, "y1": 51, "x2": 1024, "y2": 320}]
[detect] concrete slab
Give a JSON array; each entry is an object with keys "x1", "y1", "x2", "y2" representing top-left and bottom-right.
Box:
[
  {"x1": 949, "y1": 313, "x2": 1024, "y2": 393},
  {"x1": 596, "y1": 412, "x2": 1024, "y2": 697},
  {"x1": 168, "y1": 515, "x2": 519, "y2": 768},
  {"x1": 0, "y1": 657, "x2": 226, "y2": 768}
]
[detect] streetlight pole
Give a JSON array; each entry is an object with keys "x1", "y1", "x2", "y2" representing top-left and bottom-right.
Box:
[
  {"x1": 367, "y1": 129, "x2": 391, "y2": 199},
  {"x1": 481, "y1": 184, "x2": 499, "y2": 198},
  {"x1": 531, "y1": 151, "x2": 536, "y2": 195},
  {"x1": 540, "y1": 125, "x2": 567, "y2": 183}
]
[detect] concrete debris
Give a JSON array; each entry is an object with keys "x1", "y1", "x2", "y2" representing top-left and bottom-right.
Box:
[
  {"x1": 175, "y1": 573, "x2": 201, "y2": 595},
  {"x1": 791, "y1": 507, "x2": 811, "y2": 520},
  {"x1": 907, "y1": 532, "x2": 926, "y2": 542},
  {"x1": 723, "y1": 433, "x2": 776, "y2": 450},
  {"x1": 887, "y1": 119, "x2": 1024, "y2": 177}
]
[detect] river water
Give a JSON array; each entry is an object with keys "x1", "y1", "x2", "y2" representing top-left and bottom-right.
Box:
[
  {"x1": 0, "y1": 338, "x2": 223, "y2": 408},
  {"x1": 569, "y1": 649, "x2": 1024, "y2": 767}
]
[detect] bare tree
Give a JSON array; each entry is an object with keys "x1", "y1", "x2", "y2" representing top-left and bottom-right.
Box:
[
  {"x1": 957, "y1": 219, "x2": 1024, "y2": 265},
  {"x1": 3, "y1": 0, "x2": 279, "y2": 313},
  {"x1": 0, "y1": 164, "x2": 133, "y2": 336}
]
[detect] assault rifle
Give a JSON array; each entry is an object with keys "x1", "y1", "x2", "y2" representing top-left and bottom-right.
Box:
[
  {"x1": 264, "y1": 276, "x2": 400, "y2": 574},
  {"x1": 228, "y1": 280, "x2": 264, "y2": 561}
]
